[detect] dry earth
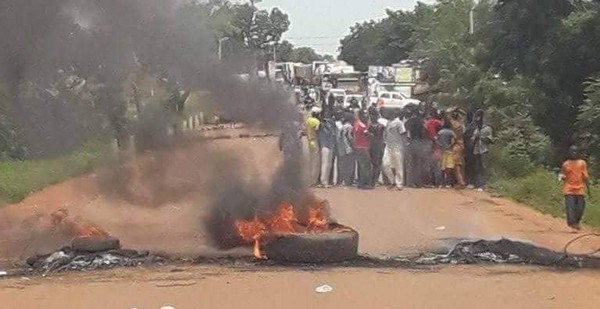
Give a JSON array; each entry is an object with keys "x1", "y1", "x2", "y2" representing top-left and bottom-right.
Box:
[{"x1": 2, "y1": 135, "x2": 600, "y2": 308}]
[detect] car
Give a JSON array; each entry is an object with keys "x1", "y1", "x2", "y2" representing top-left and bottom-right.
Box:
[
  {"x1": 343, "y1": 94, "x2": 364, "y2": 109},
  {"x1": 373, "y1": 91, "x2": 420, "y2": 110},
  {"x1": 325, "y1": 88, "x2": 346, "y2": 104},
  {"x1": 326, "y1": 88, "x2": 346, "y2": 98}
]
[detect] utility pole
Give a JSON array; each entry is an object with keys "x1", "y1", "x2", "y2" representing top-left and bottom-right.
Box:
[
  {"x1": 469, "y1": 8, "x2": 475, "y2": 34},
  {"x1": 469, "y1": 0, "x2": 480, "y2": 35},
  {"x1": 218, "y1": 37, "x2": 229, "y2": 62},
  {"x1": 273, "y1": 44, "x2": 277, "y2": 63}
]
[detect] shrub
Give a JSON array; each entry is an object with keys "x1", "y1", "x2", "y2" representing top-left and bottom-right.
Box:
[{"x1": 0, "y1": 141, "x2": 110, "y2": 204}]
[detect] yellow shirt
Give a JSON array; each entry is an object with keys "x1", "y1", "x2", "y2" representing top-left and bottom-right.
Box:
[{"x1": 306, "y1": 117, "x2": 320, "y2": 151}]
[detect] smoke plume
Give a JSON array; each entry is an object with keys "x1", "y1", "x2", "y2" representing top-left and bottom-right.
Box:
[{"x1": 0, "y1": 0, "x2": 310, "y2": 252}]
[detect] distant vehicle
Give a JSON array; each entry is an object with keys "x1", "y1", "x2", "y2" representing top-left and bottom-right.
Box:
[
  {"x1": 334, "y1": 72, "x2": 362, "y2": 93},
  {"x1": 372, "y1": 83, "x2": 413, "y2": 97},
  {"x1": 275, "y1": 69, "x2": 285, "y2": 83},
  {"x1": 326, "y1": 88, "x2": 346, "y2": 101},
  {"x1": 276, "y1": 62, "x2": 296, "y2": 83},
  {"x1": 294, "y1": 64, "x2": 313, "y2": 82},
  {"x1": 312, "y1": 61, "x2": 330, "y2": 76},
  {"x1": 373, "y1": 91, "x2": 420, "y2": 110},
  {"x1": 321, "y1": 75, "x2": 334, "y2": 91},
  {"x1": 343, "y1": 94, "x2": 364, "y2": 109}
]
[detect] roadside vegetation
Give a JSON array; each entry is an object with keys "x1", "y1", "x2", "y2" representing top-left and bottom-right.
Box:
[
  {"x1": 490, "y1": 169, "x2": 600, "y2": 229},
  {"x1": 0, "y1": 142, "x2": 111, "y2": 204},
  {"x1": 337, "y1": 0, "x2": 600, "y2": 227}
]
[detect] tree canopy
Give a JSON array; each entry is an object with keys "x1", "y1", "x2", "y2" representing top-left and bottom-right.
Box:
[
  {"x1": 276, "y1": 40, "x2": 331, "y2": 63},
  {"x1": 338, "y1": 0, "x2": 600, "y2": 163},
  {"x1": 0, "y1": 0, "x2": 298, "y2": 159}
]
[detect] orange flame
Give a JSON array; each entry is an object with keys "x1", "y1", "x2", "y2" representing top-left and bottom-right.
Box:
[
  {"x1": 51, "y1": 208, "x2": 109, "y2": 238},
  {"x1": 268, "y1": 203, "x2": 297, "y2": 234},
  {"x1": 235, "y1": 214, "x2": 267, "y2": 259},
  {"x1": 233, "y1": 199, "x2": 333, "y2": 259}
]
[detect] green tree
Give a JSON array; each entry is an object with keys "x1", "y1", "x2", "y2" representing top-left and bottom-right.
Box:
[
  {"x1": 480, "y1": 0, "x2": 600, "y2": 154},
  {"x1": 578, "y1": 76, "x2": 600, "y2": 157},
  {"x1": 275, "y1": 40, "x2": 295, "y2": 62},
  {"x1": 231, "y1": 4, "x2": 290, "y2": 51},
  {"x1": 276, "y1": 40, "x2": 330, "y2": 63},
  {"x1": 322, "y1": 54, "x2": 336, "y2": 62},
  {"x1": 290, "y1": 47, "x2": 323, "y2": 64},
  {"x1": 339, "y1": 8, "x2": 419, "y2": 71},
  {"x1": 480, "y1": 0, "x2": 573, "y2": 77}
]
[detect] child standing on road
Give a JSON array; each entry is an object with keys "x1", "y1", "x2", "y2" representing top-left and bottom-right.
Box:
[
  {"x1": 560, "y1": 146, "x2": 591, "y2": 231},
  {"x1": 437, "y1": 122, "x2": 456, "y2": 188}
]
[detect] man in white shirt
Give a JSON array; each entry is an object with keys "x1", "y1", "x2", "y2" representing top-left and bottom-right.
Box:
[{"x1": 382, "y1": 109, "x2": 407, "y2": 190}]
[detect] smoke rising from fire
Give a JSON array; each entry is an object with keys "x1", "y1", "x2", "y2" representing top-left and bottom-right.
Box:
[{"x1": 0, "y1": 0, "x2": 310, "y2": 252}]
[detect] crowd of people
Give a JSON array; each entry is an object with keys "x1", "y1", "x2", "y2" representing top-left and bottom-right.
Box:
[
  {"x1": 301, "y1": 102, "x2": 494, "y2": 191},
  {"x1": 287, "y1": 86, "x2": 594, "y2": 232}
]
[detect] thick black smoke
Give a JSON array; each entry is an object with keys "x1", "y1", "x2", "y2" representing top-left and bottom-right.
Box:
[
  {"x1": 0, "y1": 0, "x2": 310, "y2": 249},
  {"x1": 0, "y1": 0, "x2": 210, "y2": 157}
]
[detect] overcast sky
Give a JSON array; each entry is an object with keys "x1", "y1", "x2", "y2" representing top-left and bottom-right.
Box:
[{"x1": 259, "y1": 0, "x2": 435, "y2": 56}]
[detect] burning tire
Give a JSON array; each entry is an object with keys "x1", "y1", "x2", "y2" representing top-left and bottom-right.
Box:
[
  {"x1": 264, "y1": 227, "x2": 359, "y2": 263},
  {"x1": 71, "y1": 236, "x2": 121, "y2": 252}
]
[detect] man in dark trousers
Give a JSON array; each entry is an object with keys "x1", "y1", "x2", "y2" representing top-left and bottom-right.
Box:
[
  {"x1": 404, "y1": 107, "x2": 426, "y2": 188},
  {"x1": 560, "y1": 146, "x2": 591, "y2": 232},
  {"x1": 353, "y1": 110, "x2": 373, "y2": 190},
  {"x1": 368, "y1": 108, "x2": 386, "y2": 187},
  {"x1": 318, "y1": 110, "x2": 338, "y2": 188},
  {"x1": 471, "y1": 110, "x2": 493, "y2": 190},
  {"x1": 424, "y1": 109, "x2": 443, "y2": 187}
]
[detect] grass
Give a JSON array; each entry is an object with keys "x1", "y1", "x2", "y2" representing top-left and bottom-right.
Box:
[
  {"x1": 0, "y1": 142, "x2": 111, "y2": 204},
  {"x1": 490, "y1": 168, "x2": 600, "y2": 229}
]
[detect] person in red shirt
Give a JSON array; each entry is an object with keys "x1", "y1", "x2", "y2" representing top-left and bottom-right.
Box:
[
  {"x1": 424, "y1": 110, "x2": 443, "y2": 187},
  {"x1": 560, "y1": 145, "x2": 591, "y2": 231},
  {"x1": 425, "y1": 110, "x2": 443, "y2": 141},
  {"x1": 353, "y1": 110, "x2": 373, "y2": 190}
]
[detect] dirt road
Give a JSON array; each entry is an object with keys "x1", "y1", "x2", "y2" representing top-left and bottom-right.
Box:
[
  {"x1": 3, "y1": 265, "x2": 600, "y2": 309},
  {"x1": 2, "y1": 136, "x2": 600, "y2": 308}
]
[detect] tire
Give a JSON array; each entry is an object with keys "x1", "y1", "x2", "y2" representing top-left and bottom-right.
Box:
[
  {"x1": 71, "y1": 236, "x2": 121, "y2": 252},
  {"x1": 263, "y1": 229, "x2": 359, "y2": 263}
]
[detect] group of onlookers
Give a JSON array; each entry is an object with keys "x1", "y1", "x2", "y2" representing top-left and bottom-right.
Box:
[
  {"x1": 285, "y1": 95, "x2": 595, "y2": 233},
  {"x1": 302, "y1": 102, "x2": 494, "y2": 191}
]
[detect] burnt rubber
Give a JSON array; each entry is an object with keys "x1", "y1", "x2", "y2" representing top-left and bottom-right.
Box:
[
  {"x1": 264, "y1": 229, "x2": 359, "y2": 263},
  {"x1": 71, "y1": 236, "x2": 121, "y2": 252}
]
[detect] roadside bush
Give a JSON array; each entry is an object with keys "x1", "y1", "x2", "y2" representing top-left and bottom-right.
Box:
[
  {"x1": 491, "y1": 147, "x2": 535, "y2": 178},
  {"x1": 491, "y1": 169, "x2": 563, "y2": 217},
  {"x1": 0, "y1": 141, "x2": 110, "y2": 204},
  {"x1": 491, "y1": 168, "x2": 600, "y2": 229}
]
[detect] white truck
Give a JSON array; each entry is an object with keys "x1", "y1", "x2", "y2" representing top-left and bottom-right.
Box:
[{"x1": 371, "y1": 91, "x2": 420, "y2": 110}]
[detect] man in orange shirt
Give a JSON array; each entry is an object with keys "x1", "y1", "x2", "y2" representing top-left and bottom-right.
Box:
[{"x1": 560, "y1": 146, "x2": 591, "y2": 231}]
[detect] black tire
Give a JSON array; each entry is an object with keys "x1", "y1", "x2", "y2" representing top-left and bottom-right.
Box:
[
  {"x1": 263, "y1": 230, "x2": 359, "y2": 263},
  {"x1": 71, "y1": 236, "x2": 121, "y2": 252}
]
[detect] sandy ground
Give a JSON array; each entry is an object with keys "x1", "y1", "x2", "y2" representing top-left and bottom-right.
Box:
[
  {"x1": 2, "y1": 135, "x2": 600, "y2": 308},
  {"x1": 3, "y1": 265, "x2": 600, "y2": 309}
]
